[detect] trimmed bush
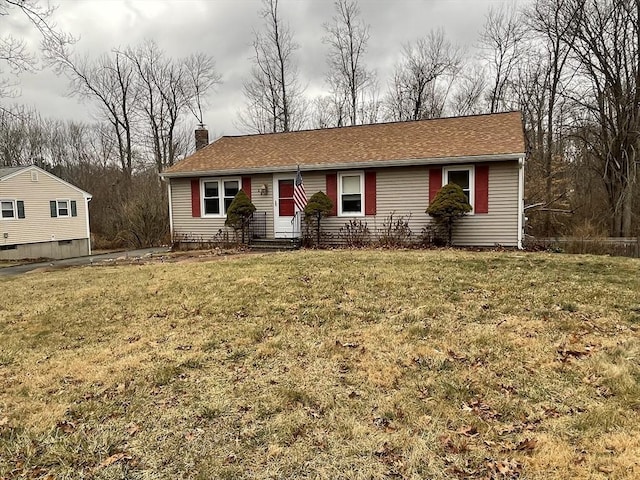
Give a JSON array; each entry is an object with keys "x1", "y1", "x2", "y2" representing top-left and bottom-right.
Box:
[
  {"x1": 225, "y1": 189, "x2": 256, "y2": 243},
  {"x1": 426, "y1": 183, "x2": 471, "y2": 245},
  {"x1": 304, "y1": 191, "x2": 333, "y2": 247}
]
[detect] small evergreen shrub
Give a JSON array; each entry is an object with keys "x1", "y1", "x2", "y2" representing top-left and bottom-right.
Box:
[
  {"x1": 303, "y1": 191, "x2": 333, "y2": 247},
  {"x1": 225, "y1": 190, "x2": 256, "y2": 243},
  {"x1": 426, "y1": 183, "x2": 471, "y2": 245}
]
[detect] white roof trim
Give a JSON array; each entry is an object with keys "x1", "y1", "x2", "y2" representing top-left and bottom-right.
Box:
[
  {"x1": 0, "y1": 165, "x2": 93, "y2": 199},
  {"x1": 160, "y1": 153, "x2": 524, "y2": 179}
]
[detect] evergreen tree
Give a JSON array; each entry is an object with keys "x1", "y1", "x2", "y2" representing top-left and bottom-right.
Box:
[
  {"x1": 303, "y1": 191, "x2": 333, "y2": 247},
  {"x1": 426, "y1": 183, "x2": 471, "y2": 245},
  {"x1": 225, "y1": 190, "x2": 256, "y2": 244}
]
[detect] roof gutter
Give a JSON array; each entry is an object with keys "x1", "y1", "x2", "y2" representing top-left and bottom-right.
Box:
[{"x1": 160, "y1": 152, "x2": 524, "y2": 179}]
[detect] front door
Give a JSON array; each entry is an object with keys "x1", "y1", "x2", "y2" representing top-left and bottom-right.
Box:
[{"x1": 273, "y1": 174, "x2": 300, "y2": 238}]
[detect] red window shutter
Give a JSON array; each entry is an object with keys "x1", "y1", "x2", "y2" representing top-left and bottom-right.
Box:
[
  {"x1": 190, "y1": 179, "x2": 201, "y2": 217},
  {"x1": 429, "y1": 168, "x2": 442, "y2": 203},
  {"x1": 242, "y1": 176, "x2": 252, "y2": 200},
  {"x1": 326, "y1": 173, "x2": 337, "y2": 216},
  {"x1": 475, "y1": 164, "x2": 489, "y2": 214},
  {"x1": 364, "y1": 171, "x2": 376, "y2": 215}
]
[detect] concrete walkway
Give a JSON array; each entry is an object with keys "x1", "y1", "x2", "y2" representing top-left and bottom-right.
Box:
[{"x1": 0, "y1": 247, "x2": 170, "y2": 276}]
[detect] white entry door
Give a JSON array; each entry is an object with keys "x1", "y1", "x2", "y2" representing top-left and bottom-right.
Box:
[{"x1": 273, "y1": 173, "x2": 300, "y2": 238}]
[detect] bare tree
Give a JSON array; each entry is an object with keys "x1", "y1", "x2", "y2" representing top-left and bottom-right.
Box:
[
  {"x1": 239, "y1": 0, "x2": 304, "y2": 133},
  {"x1": 561, "y1": 0, "x2": 640, "y2": 236},
  {"x1": 449, "y1": 63, "x2": 488, "y2": 116},
  {"x1": 478, "y1": 2, "x2": 526, "y2": 113},
  {"x1": 0, "y1": 0, "x2": 74, "y2": 104},
  {"x1": 385, "y1": 29, "x2": 461, "y2": 121},
  {"x1": 323, "y1": 0, "x2": 375, "y2": 126},
  {"x1": 49, "y1": 46, "x2": 139, "y2": 179},
  {"x1": 124, "y1": 41, "x2": 220, "y2": 171},
  {"x1": 183, "y1": 52, "x2": 221, "y2": 127},
  {"x1": 522, "y1": 0, "x2": 578, "y2": 235}
]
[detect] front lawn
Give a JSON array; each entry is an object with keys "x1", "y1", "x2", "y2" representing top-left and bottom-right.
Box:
[{"x1": 1, "y1": 250, "x2": 639, "y2": 479}]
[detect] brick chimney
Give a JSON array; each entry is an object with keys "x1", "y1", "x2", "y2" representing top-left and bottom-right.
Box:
[{"x1": 195, "y1": 125, "x2": 209, "y2": 151}]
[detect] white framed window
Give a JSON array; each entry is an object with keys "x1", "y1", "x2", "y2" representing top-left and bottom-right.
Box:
[
  {"x1": 57, "y1": 199, "x2": 70, "y2": 217},
  {"x1": 2, "y1": 200, "x2": 26, "y2": 219},
  {"x1": 1, "y1": 200, "x2": 16, "y2": 219},
  {"x1": 50, "y1": 199, "x2": 77, "y2": 218},
  {"x1": 443, "y1": 165, "x2": 475, "y2": 213},
  {"x1": 338, "y1": 171, "x2": 364, "y2": 217},
  {"x1": 201, "y1": 178, "x2": 241, "y2": 217}
]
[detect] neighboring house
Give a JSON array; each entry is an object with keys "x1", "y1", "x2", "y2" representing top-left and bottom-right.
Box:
[
  {"x1": 161, "y1": 112, "x2": 526, "y2": 247},
  {"x1": 0, "y1": 165, "x2": 92, "y2": 260}
]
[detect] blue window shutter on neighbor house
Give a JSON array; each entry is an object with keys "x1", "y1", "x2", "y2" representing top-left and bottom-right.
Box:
[
  {"x1": 17, "y1": 201, "x2": 25, "y2": 219},
  {"x1": 71, "y1": 201, "x2": 77, "y2": 217},
  {"x1": 50, "y1": 201, "x2": 57, "y2": 217}
]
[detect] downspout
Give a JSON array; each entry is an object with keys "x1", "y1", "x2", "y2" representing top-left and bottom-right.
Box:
[
  {"x1": 85, "y1": 196, "x2": 92, "y2": 255},
  {"x1": 517, "y1": 155, "x2": 525, "y2": 249},
  {"x1": 166, "y1": 178, "x2": 174, "y2": 242}
]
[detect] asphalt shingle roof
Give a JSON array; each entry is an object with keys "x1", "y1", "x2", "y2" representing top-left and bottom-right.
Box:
[
  {"x1": 0, "y1": 166, "x2": 27, "y2": 179},
  {"x1": 163, "y1": 111, "x2": 525, "y2": 176}
]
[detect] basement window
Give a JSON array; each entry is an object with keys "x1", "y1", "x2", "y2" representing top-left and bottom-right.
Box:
[{"x1": 0, "y1": 244, "x2": 17, "y2": 250}]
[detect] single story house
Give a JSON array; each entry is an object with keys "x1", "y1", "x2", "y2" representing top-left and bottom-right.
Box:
[
  {"x1": 0, "y1": 165, "x2": 92, "y2": 260},
  {"x1": 161, "y1": 111, "x2": 526, "y2": 247}
]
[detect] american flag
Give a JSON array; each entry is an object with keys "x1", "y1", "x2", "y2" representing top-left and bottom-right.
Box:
[{"x1": 293, "y1": 165, "x2": 307, "y2": 213}]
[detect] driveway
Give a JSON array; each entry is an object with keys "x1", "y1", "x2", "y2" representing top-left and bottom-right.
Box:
[{"x1": 0, "y1": 247, "x2": 170, "y2": 276}]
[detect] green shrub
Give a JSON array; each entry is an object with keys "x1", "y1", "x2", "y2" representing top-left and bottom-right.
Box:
[
  {"x1": 225, "y1": 190, "x2": 256, "y2": 243},
  {"x1": 426, "y1": 183, "x2": 471, "y2": 245},
  {"x1": 303, "y1": 191, "x2": 333, "y2": 247}
]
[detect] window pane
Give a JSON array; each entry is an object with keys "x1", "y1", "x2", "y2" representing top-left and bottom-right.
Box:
[
  {"x1": 204, "y1": 198, "x2": 220, "y2": 215},
  {"x1": 224, "y1": 180, "x2": 239, "y2": 197},
  {"x1": 224, "y1": 197, "x2": 234, "y2": 213},
  {"x1": 1, "y1": 201, "x2": 14, "y2": 218},
  {"x1": 342, "y1": 194, "x2": 361, "y2": 213},
  {"x1": 57, "y1": 201, "x2": 69, "y2": 216},
  {"x1": 342, "y1": 175, "x2": 361, "y2": 194},
  {"x1": 204, "y1": 182, "x2": 218, "y2": 198},
  {"x1": 448, "y1": 170, "x2": 469, "y2": 190}
]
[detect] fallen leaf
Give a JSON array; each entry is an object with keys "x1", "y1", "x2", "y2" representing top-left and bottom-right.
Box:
[
  {"x1": 56, "y1": 420, "x2": 75, "y2": 434},
  {"x1": 515, "y1": 438, "x2": 538, "y2": 451},
  {"x1": 98, "y1": 453, "x2": 130, "y2": 469},
  {"x1": 438, "y1": 435, "x2": 460, "y2": 453},
  {"x1": 457, "y1": 425, "x2": 479, "y2": 437},
  {"x1": 598, "y1": 465, "x2": 614, "y2": 474},
  {"x1": 126, "y1": 423, "x2": 140, "y2": 436}
]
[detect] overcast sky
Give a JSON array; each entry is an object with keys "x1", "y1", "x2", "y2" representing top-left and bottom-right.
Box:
[{"x1": 6, "y1": 0, "x2": 521, "y2": 137}]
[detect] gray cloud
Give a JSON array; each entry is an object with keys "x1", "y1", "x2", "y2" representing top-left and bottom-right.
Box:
[{"x1": 5, "y1": 0, "x2": 519, "y2": 136}]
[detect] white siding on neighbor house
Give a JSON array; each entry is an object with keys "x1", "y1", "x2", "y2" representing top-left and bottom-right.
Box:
[
  {"x1": 171, "y1": 174, "x2": 274, "y2": 242},
  {"x1": 171, "y1": 161, "x2": 520, "y2": 247},
  {"x1": 0, "y1": 169, "x2": 89, "y2": 247}
]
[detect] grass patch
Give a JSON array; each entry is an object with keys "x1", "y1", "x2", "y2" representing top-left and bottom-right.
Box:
[{"x1": 1, "y1": 250, "x2": 639, "y2": 478}]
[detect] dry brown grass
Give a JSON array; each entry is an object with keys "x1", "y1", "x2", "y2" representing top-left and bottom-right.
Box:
[{"x1": 1, "y1": 249, "x2": 639, "y2": 479}]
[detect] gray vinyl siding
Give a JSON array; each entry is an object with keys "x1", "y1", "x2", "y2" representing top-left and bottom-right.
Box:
[
  {"x1": 170, "y1": 160, "x2": 520, "y2": 247},
  {"x1": 0, "y1": 169, "x2": 89, "y2": 248},
  {"x1": 450, "y1": 161, "x2": 519, "y2": 246},
  {"x1": 171, "y1": 174, "x2": 274, "y2": 242},
  {"x1": 303, "y1": 167, "x2": 431, "y2": 244}
]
